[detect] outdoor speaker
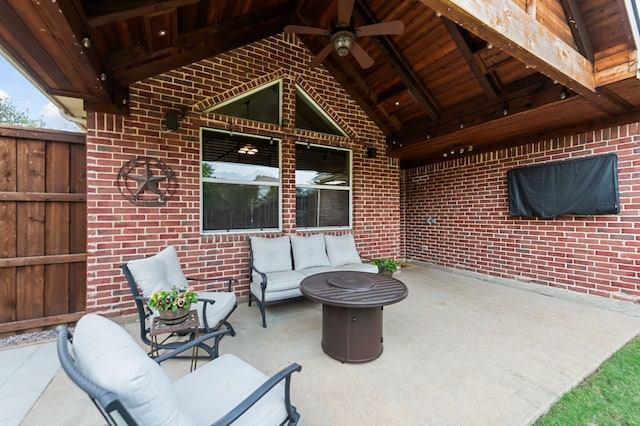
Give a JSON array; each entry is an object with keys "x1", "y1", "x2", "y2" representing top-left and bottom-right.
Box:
[
  {"x1": 165, "y1": 112, "x2": 178, "y2": 130},
  {"x1": 367, "y1": 147, "x2": 377, "y2": 158}
]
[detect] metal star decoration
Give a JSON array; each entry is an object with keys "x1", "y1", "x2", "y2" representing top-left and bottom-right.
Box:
[{"x1": 117, "y1": 157, "x2": 177, "y2": 206}]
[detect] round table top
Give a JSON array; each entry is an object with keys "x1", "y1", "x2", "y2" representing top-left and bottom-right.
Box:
[{"x1": 300, "y1": 271, "x2": 408, "y2": 308}]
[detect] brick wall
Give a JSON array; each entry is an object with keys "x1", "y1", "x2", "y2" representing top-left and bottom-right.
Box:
[
  {"x1": 402, "y1": 125, "x2": 640, "y2": 303},
  {"x1": 85, "y1": 34, "x2": 401, "y2": 316}
]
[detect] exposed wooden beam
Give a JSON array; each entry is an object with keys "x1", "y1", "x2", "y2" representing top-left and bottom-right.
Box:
[
  {"x1": 420, "y1": 0, "x2": 633, "y2": 115},
  {"x1": 109, "y1": 9, "x2": 296, "y2": 85},
  {"x1": 398, "y1": 75, "x2": 559, "y2": 143},
  {"x1": 84, "y1": 0, "x2": 200, "y2": 27},
  {"x1": 354, "y1": 0, "x2": 440, "y2": 121},
  {"x1": 400, "y1": 108, "x2": 640, "y2": 167},
  {"x1": 560, "y1": 0, "x2": 594, "y2": 62},
  {"x1": 441, "y1": 17, "x2": 499, "y2": 98},
  {"x1": 420, "y1": 0, "x2": 593, "y2": 89}
]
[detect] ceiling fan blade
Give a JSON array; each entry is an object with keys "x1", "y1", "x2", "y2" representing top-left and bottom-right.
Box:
[
  {"x1": 356, "y1": 20, "x2": 405, "y2": 37},
  {"x1": 338, "y1": 0, "x2": 355, "y2": 25},
  {"x1": 284, "y1": 25, "x2": 330, "y2": 36},
  {"x1": 350, "y1": 42, "x2": 374, "y2": 69},
  {"x1": 309, "y1": 43, "x2": 334, "y2": 68}
]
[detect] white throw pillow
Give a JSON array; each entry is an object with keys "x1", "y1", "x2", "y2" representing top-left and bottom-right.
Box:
[
  {"x1": 324, "y1": 234, "x2": 362, "y2": 267},
  {"x1": 290, "y1": 234, "x2": 331, "y2": 270},
  {"x1": 72, "y1": 314, "x2": 194, "y2": 426},
  {"x1": 250, "y1": 236, "x2": 292, "y2": 273}
]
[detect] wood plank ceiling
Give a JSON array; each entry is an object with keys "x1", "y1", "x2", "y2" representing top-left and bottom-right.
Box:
[{"x1": 0, "y1": 0, "x2": 638, "y2": 167}]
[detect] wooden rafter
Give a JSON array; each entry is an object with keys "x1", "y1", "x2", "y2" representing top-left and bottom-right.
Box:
[
  {"x1": 441, "y1": 17, "x2": 499, "y2": 98},
  {"x1": 109, "y1": 7, "x2": 296, "y2": 85},
  {"x1": 84, "y1": 0, "x2": 200, "y2": 27},
  {"x1": 420, "y1": 0, "x2": 632, "y2": 115},
  {"x1": 354, "y1": 0, "x2": 440, "y2": 121},
  {"x1": 559, "y1": 0, "x2": 594, "y2": 62}
]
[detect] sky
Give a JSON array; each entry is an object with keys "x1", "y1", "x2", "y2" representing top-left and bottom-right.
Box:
[{"x1": 0, "y1": 53, "x2": 81, "y2": 131}]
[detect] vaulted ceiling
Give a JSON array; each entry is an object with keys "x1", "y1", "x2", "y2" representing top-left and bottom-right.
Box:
[{"x1": 0, "y1": 0, "x2": 639, "y2": 167}]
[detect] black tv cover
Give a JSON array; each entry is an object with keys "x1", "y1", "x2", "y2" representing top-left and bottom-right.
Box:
[{"x1": 508, "y1": 154, "x2": 620, "y2": 218}]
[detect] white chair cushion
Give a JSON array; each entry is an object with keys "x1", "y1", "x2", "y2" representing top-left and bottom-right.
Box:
[
  {"x1": 126, "y1": 257, "x2": 169, "y2": 295},
  {"x1": 173, "y1": 354, "x2": 289, "y2": 425},
  {"x1": 290, "y1": 234, "x2": 331, "y2": 270},
  {"x1": 194, "y1": 291, "x2": 237, "y2": 328},
  {"x1": 154, "y1": 246, "x2": 189, "y2": 286},
  {"x1": 72, "y1": 314, "x2": 194, "y2": 426},
  {"x1": 324, "y1": 234, "x2": 362, "y2": 267},
  {"x1": 126, "y1": 246, "x2": 188, "y2": 295},
  {"x1": 250, "y1": 236, "x2": 292, "y2": 273}
]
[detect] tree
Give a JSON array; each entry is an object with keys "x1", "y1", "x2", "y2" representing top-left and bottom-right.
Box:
[{"x1": 0, "y1": 97, "x2": 46, "y2": 128}]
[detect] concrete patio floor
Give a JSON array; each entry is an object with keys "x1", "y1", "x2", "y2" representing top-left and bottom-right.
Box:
[{"x1": 19, "y1": 264, "x2": 640, "y2": 425}]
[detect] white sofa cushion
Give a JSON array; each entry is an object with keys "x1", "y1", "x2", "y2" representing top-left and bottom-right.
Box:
[
  {"x1": 324, "y1": 234, "x2": 362, "y2": 267},
  {"x1": 174, "y1": 354, "x2": 288, "y2": 425},
  {"x1": 251, "y1": 269, "x2": 305, "y2": 292},
  {"x1": 126, "y1": 246, "x2": 188, "y2": 295},
  {"x1": 250, "y1": 236, "x2": 292, "y2": 273},
  {"x1": 290, "y1": 234, "x2": 331, "y2": 270},
  {"x1": 72, "y1": 314, "x2": 193, "y2": 426},
  {"x1": 336, "y1": 263, "x2": 379, "y2": 274}
]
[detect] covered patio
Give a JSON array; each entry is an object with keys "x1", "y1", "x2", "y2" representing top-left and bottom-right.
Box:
[{"x1": 21, "y1": 265, "x2": 640, "y2": 425}]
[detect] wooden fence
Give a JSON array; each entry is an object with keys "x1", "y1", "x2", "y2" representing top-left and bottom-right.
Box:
[{"x1": 0, "y1": 125, "x2": 86, "y2": 335}]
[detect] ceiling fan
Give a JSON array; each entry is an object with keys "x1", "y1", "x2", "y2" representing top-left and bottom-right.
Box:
[{"x1": 284, "y1": 0, "x2": 405, "y2": 69}]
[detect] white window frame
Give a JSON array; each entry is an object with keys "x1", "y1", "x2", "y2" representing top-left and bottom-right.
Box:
[
  {"x1": 295, "y1": 142, "x2": 352, "y2": 231},
  {"x1": 199, "y1": 128, "x2": 282, "y2": 234}
]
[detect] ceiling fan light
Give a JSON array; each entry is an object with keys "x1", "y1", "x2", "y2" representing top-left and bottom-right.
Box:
[{"x1": 333, "y1": 31, "x2": 353, "y2": 56}]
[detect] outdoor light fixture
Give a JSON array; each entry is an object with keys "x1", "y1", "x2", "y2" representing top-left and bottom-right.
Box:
[
  {"x1": 81, "y1": 36, "x2": 91, "y2": 48},
  {"x1": 503, "y1": 104, "x2": 509, "y2": 116},
  {"x1": 238, "y1": 144, "x2": 258, "y2": 155},
  {"x1": 560, "y1": 87, "x2": 568, "y2": 100},
  {"x1": 333, "y1": 31, "x2": 354, "y2": 56},
  {"x1": 99, "y1": 72, "x2": 107, "y2": 81}
]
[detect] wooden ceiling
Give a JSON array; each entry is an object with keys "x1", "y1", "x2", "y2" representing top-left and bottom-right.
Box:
[{"x1": 0, "y1": 0, "x2": 639, "y2": 167}]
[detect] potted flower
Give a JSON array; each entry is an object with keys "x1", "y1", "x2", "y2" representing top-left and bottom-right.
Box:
[
  {"x1": 372, "y1": 258, "x2": 401, "y2": 277},
  {"x1": 148, "y1": 285, "x2": 198, "y2": 324}
]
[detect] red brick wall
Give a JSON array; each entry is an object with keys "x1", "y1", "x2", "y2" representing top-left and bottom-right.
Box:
[
  {"x1": 402, "y1": 126, "x2": 640, "y2": 303},
  {"x1": 85, "y1": 34, "x2": 401, "y2": 316}
]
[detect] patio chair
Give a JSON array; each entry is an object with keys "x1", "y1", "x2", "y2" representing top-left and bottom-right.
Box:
[
  {"x1": 57, "y1": 314, "x2": 302, "y2": 426},
  {"x1": 121, "y1": 246, "x2": 238, "y2": 359}
]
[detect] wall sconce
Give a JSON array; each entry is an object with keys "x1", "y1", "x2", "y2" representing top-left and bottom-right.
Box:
[{"x1": 165, "y1": 112, "x2": 179, "y2": 130}]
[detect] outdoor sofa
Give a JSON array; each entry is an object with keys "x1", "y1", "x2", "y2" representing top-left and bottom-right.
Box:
[{"x1": 249, "y1": 233, "x2": 379, "y2": 327}]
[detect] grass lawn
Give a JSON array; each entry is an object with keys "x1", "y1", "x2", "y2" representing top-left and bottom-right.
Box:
[{"x1": 534, "y1": 335, "x2": 640, "y2": 425}]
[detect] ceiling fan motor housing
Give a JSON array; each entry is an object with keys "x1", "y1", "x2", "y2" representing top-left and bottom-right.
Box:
[{"x1": 332, "y1": 31, "x2": 355, "y2": 56}]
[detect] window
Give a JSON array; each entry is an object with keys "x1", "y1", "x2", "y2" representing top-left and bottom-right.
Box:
[
  {"x1": 295, "y1": 86, "x2": 346, "y2": 136},
  {"x1": 201, "y1": 129, "x2": 280, "y2": 232},
  {"x1": 295, "y1": 143, "x2": 351, "y2": 228},
  {"x1": 205, "y1": 81, "x2": 281, "y2": 125}
]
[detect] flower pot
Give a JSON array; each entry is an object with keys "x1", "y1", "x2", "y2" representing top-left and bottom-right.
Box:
[{"x1": 158, "y1": 307, "x2": 190, "y2": 325}]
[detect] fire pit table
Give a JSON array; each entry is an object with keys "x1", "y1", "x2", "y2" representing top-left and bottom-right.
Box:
[{"x1": 300, "y1": 271, "x2": 408, "y2": 363}]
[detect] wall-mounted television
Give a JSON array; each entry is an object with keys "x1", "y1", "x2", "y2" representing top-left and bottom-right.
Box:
[{"x1": 507, "y1": 153, "x2": 620, "y2": 218}]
